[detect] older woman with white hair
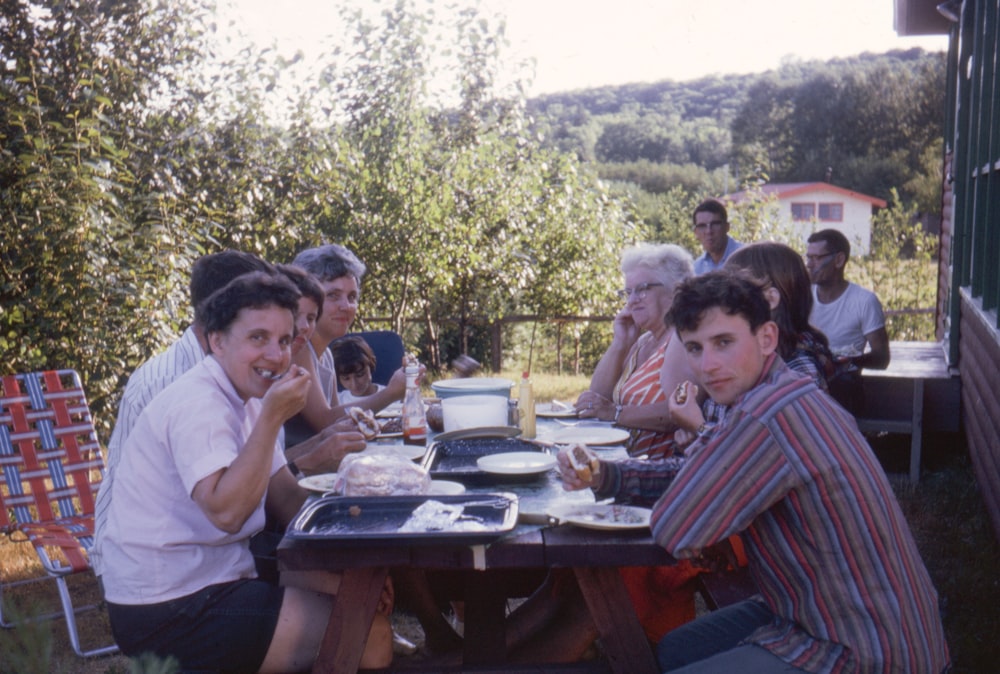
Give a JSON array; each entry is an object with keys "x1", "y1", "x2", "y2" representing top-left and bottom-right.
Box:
[{"x1": 575, "y1": 243, "x2": 695, "y2": 459}]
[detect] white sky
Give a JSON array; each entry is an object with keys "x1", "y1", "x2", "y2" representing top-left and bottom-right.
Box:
[{"x1": 220, "y1": 0, "x2": 948, "y2": 95}]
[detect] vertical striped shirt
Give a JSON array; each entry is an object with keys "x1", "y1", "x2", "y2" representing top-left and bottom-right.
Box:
[
  {"x1": 614, "y1": 332, "x2": 675, "y2": 459},
  {"x1": 91, "y1": 327, "x2": 204, "y2": 576},
  {"x1": 650, "y1": 356, "x2": 949, "y2": 673}
]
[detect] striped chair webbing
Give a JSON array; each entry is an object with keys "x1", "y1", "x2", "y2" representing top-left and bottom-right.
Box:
[{"x1": 0, "y1": 370, "x2": 103, "y2": 553}]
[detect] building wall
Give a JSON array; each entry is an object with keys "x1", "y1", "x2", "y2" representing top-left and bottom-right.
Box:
[
  {"x1": 959, "y1": 291, "x2": 1000, "y2": 543},
  {"x1": 778, "y1": 189, "x2": 875, "y2": 254}
]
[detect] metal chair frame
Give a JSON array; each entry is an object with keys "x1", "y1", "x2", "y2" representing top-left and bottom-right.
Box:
[{"x1": 0, "y1": 369, "x2": 118, "y2": 657}]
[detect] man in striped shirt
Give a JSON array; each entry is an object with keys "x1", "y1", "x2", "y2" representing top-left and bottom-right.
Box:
[{"x1": 652, "y1": 272, "x2": 948, "y2": 672}]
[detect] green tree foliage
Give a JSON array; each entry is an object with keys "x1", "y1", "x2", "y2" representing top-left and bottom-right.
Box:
[
  {"x1": 0, "y1": 0, "x2": 211, "y2": 423},
  {"x1": 730, "y1": 52, "x2": 946, "y2": 204},
  {"x1": 858, "y1": 189, "x2": 938, "y2": 340},
  {"x1": 324, "y1": 0, "x2": 635, "y2": 368}
]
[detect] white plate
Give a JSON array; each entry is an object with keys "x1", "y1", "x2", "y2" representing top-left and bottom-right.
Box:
[
  {"x1": 298, "y1": 473, "x2": 339, "y2": 493},
  {"x1": 476, "y1": 451, "x2": 557, "y2": 475},
  {"x1": 551, "y1": 504, "x2": 651, "y2": 531},
  {"x1": 428, "y1": 480, "x2": 466, "y2": 496},
  {"x1": 391, "y1": 444, "x2": 427, "y2": 461},
  {"x1": 545, "y1": 426, "x2": 630, "y2": 446},
  {"x1": 375, "y1": 402, "x2": 403, "y2": 418},
  {"x1": 535, "y1": 402, "x2": 578, "y2": 419}
]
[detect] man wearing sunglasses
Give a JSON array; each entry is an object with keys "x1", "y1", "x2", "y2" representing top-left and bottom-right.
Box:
[
  {"x1": 805, "y1": 229, "x2": 890, "y2": 414},
  {"x1": 692, "y1": 198, "x2": 743, "y2": 275}
]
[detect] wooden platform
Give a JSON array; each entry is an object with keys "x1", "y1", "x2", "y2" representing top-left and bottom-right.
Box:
[{"x1": 856, "y1": 341, "x2": 961, "y2": 483}]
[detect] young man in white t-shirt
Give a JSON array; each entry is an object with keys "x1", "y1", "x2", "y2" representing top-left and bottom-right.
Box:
[{"x1": 806, "y1": 229, "x2": 890, "y2": 413}]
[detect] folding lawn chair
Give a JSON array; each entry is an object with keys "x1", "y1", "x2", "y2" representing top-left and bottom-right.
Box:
[{"x1": 0, "y1": 369, "x2": 118, "y2": 657}]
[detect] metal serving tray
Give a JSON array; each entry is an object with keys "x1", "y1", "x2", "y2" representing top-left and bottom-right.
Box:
[
  {"x1": 285, "y1": 493, "x2": 519, "y2": 545},
  {"x1": 421, "y1": 437, "x2": 550, "y2": 485}
]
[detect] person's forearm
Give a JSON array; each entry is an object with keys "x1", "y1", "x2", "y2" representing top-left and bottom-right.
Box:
[
  {"x1": 332, "y1": 385, "x2": 400, "y2": 415},
  {"x1": 854, "y1": 349, "x2": 889, "y2": 370},
  {"x1": 593, "y1": 456, "x2": 684, "y2": 506},
  {"x1": 615, "y1": 400, "x2": 674, "y2": 433},
  {"x1": 194, "y1": 411, "x2": 284, "y2": 533},
  {"x1": 588, "y1": 339, "x2": 633, "y2": 398},
  {"x1": 284, "y1": 430, "x2": 346, "y2": 475}
]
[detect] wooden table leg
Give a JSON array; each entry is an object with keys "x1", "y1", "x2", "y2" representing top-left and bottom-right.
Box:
[
  {"x1": 462, "y1": 571, "x2": 507, "y2": 665},
  {"x1": 909, "y1": 379, "x2": 925, "y2": 484},
  {"x1": 312, "y1": 566, "x2": 388, "y2": 674},
  {"x1": 573, "y1": 566, "x2": 659, "y2": 674}
]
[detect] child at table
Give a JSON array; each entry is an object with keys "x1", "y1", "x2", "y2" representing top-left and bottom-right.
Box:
[{"x1": 333, "y1": 335, "x2": 384, "y2": 405}]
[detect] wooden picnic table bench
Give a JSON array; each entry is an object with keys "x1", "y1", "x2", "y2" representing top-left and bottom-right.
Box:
[{"x1": 855, "y1": 341, "x2": 961, "y2": 483}]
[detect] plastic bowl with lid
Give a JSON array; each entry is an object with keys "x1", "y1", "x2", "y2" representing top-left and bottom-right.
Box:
[{"x1": 430, "y1": 377, "x2": 514, "y2": 399}]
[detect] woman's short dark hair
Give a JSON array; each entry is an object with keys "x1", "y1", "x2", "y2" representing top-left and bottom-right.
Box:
[
  {"x1": 200, "y1": 272, "x2": 300, "y2": 337},
  {"x1": 276, "y1": 263, "x2": 324, "y2": 319},
  {"x1": 331, "y1": 335, "x2": 377, "y2": 377},
  {"x1": 190, "y1": 250, "x2": 273, "y2": 325},
  {"x1": 667, "y1": 270, "x2": 771, "y2": 336}
]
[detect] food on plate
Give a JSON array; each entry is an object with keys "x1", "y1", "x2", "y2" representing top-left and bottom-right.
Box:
[
  {"x1": 336, "y1": 451, "x2": 431, "y2": 496},
  {"x1": 379, "y1": 416, "x2": 403, "y2": 434},
  {"x1": 348, "y1": 406, "x2": 380, "y2": 440},
  {"x1": 566, "y1": 443, "x2": 599, "y2": 482}
]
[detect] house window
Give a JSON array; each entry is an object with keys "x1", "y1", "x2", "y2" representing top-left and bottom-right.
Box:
[
  {"x1": 791, "y1": 203, "x2": 815, "y2": 221},
  {"x1": 818, "y1": 203, "x2": 844, "y2": 221}
]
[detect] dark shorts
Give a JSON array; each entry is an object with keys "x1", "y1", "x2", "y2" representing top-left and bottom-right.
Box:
[{"x1": 107, "y1": 579, "x2": 284, "y2": 673}]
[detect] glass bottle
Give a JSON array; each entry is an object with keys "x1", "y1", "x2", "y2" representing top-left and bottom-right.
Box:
[
  {"x1": 518, "y1": 371, "x2": 536, "y2": 439},
  {"x1": 401, "y1": 360, "x2": 427, "y2": 446}
]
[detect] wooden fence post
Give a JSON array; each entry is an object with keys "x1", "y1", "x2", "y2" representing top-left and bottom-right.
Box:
[{"x1": 490, "y1": 322, "x2": 503, "y2": 372}]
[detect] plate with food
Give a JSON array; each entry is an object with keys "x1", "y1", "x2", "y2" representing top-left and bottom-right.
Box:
[
  {"x1": 378, "y1": 416, "x2": 403, "y2": 438},
  {"x1": 535, "y1": 401, "x2": 578, "y2": 419},
  {"x1": 298, "y1": 473, "x2": 339, "y2": 494},
  {"x1": 545, "y1": 426, "x2": 630, "y2": 446},
  {"x1": 550, "y1": 504, "x2": 651, "y2": 531},
  {"x1": 476, "y1": 451, "x2": 557, "y2": 476}
]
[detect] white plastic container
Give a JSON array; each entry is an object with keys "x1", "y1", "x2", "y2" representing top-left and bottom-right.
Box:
[
  {"x1": 431, "y1": 377, "x2": 514, "y2": 399},
  {"x1": 441, "y1": 394, "x2": 509, "y2": 431}
]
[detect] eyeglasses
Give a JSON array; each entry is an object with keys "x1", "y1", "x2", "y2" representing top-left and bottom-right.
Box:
[
  {"x1": 804, "y1": 252, "x2": 836, "y2": 263},
  {"x1": 693, "y1": 220, "x2": 727, "y2": 232},
  {"x1": 616, "y1": 282, "x2": 664, "y2": 301}
]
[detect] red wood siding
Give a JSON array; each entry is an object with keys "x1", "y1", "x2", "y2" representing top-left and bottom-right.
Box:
[{"x1": 959, "y1": 291, "x2": 1000, "y2": 542}]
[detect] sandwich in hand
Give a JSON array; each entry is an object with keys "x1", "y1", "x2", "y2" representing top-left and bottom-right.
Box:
[
  {"x1": 566, "y1": 443, "x2": 599, "y2": 483},
  {"x1": 674, "y1": 381, "x2": 696, "y2": 405},
  {"x1": 347, "y1": 406, "x2": 380, "y2": 440}
]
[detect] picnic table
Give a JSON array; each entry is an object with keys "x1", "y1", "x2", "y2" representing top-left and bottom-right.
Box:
[
  {"x1": 856, "y1": 341, "x2": 961, "y2": 483},
  {"x1": 278, "y1": 421, "x2": 674, "y2": 673}
]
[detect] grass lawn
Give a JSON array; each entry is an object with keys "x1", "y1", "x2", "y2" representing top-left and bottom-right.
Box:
[{"x1": 2, "y1": 380, "x2": 997, "y2": 673}]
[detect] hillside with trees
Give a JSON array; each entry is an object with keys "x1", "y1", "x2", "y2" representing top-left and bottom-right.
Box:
[{"x1": 526, "y1": 49, "x2": 946, "y2": 242}]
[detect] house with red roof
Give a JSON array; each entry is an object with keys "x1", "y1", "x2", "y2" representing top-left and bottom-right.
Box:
[{"x1": 725, "y1": 181, "x2": 887, "y2": 255}]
